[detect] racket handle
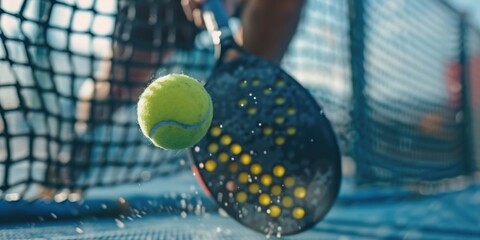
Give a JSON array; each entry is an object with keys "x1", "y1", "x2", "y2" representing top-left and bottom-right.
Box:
[{"x1": 202, "y1": 0, "x2": 231, "y2": 42}]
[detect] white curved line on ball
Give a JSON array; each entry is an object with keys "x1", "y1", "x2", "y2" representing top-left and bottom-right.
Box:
[{"x1": 149, "y1": 100, "x2": 212, "y2": 138}]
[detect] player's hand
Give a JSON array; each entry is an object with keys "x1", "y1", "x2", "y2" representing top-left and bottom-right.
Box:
[{"x1": 181, "y1": 0, "x2": 243, "y2": 28}]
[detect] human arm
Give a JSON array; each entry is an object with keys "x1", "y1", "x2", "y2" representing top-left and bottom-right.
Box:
[{"x1": 182, "y1": 0, "x2": 306, "y2": 64}]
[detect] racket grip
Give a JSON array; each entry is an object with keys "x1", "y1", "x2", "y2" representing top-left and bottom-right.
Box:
[{"x1": 202, "y1": 0, "x2": 230, "y2": 30}]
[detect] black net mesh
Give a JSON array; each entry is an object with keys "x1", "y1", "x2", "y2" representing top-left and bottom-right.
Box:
[
  {"x1": 0, "y1": 0, "x2": 213, "y2": 199},
  {"x1": 352, "y1": 0, "x2": 468, "y2": 183},
  {"x1": 282, "y1": 0, "x2": 353, "y2": 156},
  {"x1": 0, "y1": 0, "x2": 478, "y2": 201}
]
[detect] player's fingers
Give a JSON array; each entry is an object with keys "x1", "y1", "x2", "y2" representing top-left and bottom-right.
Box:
[
  {"x1": 182, "y1": 0, "x2": 241, "y2": 29},
  {"x1": 181, "y1": 0, "x2": 194, "y2": 22},
  {"x1": 192, "y1": 8, "x2": 205, "y2": 28},
  {"x1": 181, "y1": 0, "x2": 205, "y2": 28}
]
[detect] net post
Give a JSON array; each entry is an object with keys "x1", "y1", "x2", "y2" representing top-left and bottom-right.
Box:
[
  {"x1": 348, "y1": 0, "x2": 368, "y2": 184},
  {"x1": 459, "y1": 14, "x2": 475, "y2": 174}
]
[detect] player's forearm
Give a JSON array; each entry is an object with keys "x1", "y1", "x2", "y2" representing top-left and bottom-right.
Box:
[{"x1": 239, "y1": 0, "x2": 305, "y2": 64}]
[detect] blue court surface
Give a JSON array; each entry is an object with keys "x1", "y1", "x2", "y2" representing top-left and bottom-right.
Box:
[{"x1": 1, "y1": 172, "x2": 479, "y2": 239}]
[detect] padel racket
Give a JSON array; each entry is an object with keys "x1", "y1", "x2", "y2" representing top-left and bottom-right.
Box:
[{"x1": 188, "y1": 0, "x2": 341, "y2": 236}]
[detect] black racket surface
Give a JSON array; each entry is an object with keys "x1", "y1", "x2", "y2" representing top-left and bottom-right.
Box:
[{"x1": 189, "y1": 49, "x2": 341, "y2": 236}]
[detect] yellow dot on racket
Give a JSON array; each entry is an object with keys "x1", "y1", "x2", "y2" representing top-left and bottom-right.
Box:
[
  {"x1": 249, "y1": 183, "x2": 260, "y2": 193},
  {"x1": 247, "y1": 106, "x2": 257, "y2": 115},
  {"x1": 287, "y1": 107, "x2": 296, "y2": 115},
  {"x1": 258, "y1": 193, "x2": 271, "y2": 206},
  {"x1": 236, "y1": 191, "x2": 247, "y2": 203},
  {"x1": 271, "y1": 185, "x2": 282, "y2": 196},
  {"x1": 263, "y1": 87, "x2": 272, "y2": 95},
  {"x1": 286, "y1": 126, "x2": 297, "y2": 135},
  {"x1": 274, "y1": 116, "x2": 285, "y2": 124},
  {"x1": 281, "y1": 196, "x2": 293, "y2": 208},
  {"x1": 268, "y1": 205, "x2": 281, "y2": 218},
  {"x1": 230, "y1": 143, "x2": 242, "y2": 155},
  {"x1": 262, "y1": 126, "x2": 273, "y2": 135},
  {"x1": 294, "y1": 186, "x2": 307, "y2": 199},
  {"x1": 275, "y1": 136, "x2": 285, "y2": 145},
  {"x1": 218, "y1": 152, "x2": 229, "y2": 163},
  {"x1": 210, "y1": 126, "x2": 222, "y2": 137},
  {"x1": 208, "y1": 143, "x2": 219, "y2": 153},
  {"x1": 275, "y1": 78, "x2": 285, "y2": 87},
  {"x1": 239, "y1": 80, "x2": 248, "y2": 88},
  {"x1": 238, "y1": 98, "x2": 247, "y2": 107},
  {"x1": 261, "y1": 174, "x2": 272, "y2": 186},
  {"x1": 228, "y1": 162, "x2": 239, "y2": 173},
  {"x1": 273, "y1": 165, "x2": 285, "y2": 177},
  {"x1": 292, "y1": 207, "x2": 305, "y2": 219},
  {"x1": 204, "y1": 160, "x2": 217, "y2": 172},
  {"x1": 284, "y1": 176, "x2": 295, "y2": 187},
  {"x1": 252, "y1": 78, "x2": 260, "y2": 86},
  {"x1": 238, "y1": 172, "x2": 249, "y2": 183},
  {"x1": 275, "y1": 96, "x2": 285, "y2": 105},
  {"x1": 220, "y1": 135, "x2": 232, "y2": 145},
  {"x1": 250, "y1": 163, "x2": 262, "y2": 175},
  {"x1": 240, "y1": 153, "x2": 252, "y2": 165}
]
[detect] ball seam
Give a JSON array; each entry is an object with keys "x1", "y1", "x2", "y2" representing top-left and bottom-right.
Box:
[{"x1": 148, "y1": 98, "x2": 213, "y2": 138}]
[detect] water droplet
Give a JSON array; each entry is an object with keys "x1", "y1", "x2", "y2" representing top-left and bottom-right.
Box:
[
  {"x1": 115, "y1": 218, "x2": 125, "y2": 228},
  {"x1": 50, "y1": 213, "x2": 57, "y2": 219},
  {"x1": 118, "y1": 197, "x2": 126, "y2": 204},
  {"x1": 54, "y1": 192, "x2": 68, "y2": 203},
  {"x1": 180, "y1": 211, "x2": 187, "y2": 218},
  {"x1": 194, "y1": 146, "x2": 200, "y2": 152},
  {"x1": 216, "y1": 227, "x2": 222, "y2": 233},
  {"x1": 68, "y1": 193, "x2": 82, "y2": 202},
  {"x1": 218, "y1": 208, "x2": 228, "y2": 216},
  {"x1": 101, "y1": 204, "x2": 107, "y2": 209},
  {"x1": 75, "y1": 227, "x2": 84, "y2": 234}
]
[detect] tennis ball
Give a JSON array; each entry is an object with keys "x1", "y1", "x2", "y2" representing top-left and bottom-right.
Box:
[{"x1": 137, "y1": 74, "x2": 213, "y2": 150}]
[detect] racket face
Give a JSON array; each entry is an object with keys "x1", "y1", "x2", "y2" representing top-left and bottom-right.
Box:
[{"x1": 189, "y1": 53, "x2": 341, "y2": 235}]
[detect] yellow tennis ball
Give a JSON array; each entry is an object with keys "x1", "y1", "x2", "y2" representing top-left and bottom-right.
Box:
[{"x1": 137, "y1": 74, "x2": 213, "y2": 150}]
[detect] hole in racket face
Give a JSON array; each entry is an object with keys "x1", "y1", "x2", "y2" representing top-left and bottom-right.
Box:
[{"x1": 190, "y1": 56, "x2": 341, "y2": 236}]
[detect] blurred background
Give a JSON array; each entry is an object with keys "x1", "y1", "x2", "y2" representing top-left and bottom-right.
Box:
[{"x1": 0, "y1": 0, "x2": 479, "y2": 239}]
